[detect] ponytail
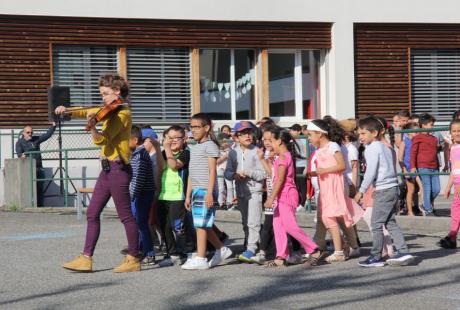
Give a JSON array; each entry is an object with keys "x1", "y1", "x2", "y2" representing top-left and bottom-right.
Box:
[
  {"x1": 190, "y1": 112, "x2": 220, "y2": 147},
  {"x1": 270, "y1": 126, "x2": 299, "y2": 172},
  {"x1": 310, "y1": 117, "x2": 345, "y2": 145}
]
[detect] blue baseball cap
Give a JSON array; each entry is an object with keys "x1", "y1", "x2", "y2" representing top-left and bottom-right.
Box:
[
  {"x1": 233, "y1": 121, "x2": 255, "y2": 133},
  {"x1": 141, "y1": 128, "x2": 158, "y2": 141}
]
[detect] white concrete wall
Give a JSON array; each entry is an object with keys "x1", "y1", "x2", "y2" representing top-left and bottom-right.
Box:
[{"x1": 2, "y1": 0, "x2": 460, "y2": 119}]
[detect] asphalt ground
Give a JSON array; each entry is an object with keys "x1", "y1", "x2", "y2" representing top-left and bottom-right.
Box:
[{"x1": 0, "y1": 210, "x2": 459, "y2": 310}]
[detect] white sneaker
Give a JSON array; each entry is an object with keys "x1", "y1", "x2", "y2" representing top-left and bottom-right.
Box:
[
  {"x1": 252, "y1": 252, "x2": 266, "y2": 265},
  {"x1": 158, "y1": 255, "x2": 182, "y2": 267},
  {"x1": 209, "y1": 246, "x2": 233, "y2": 268},
  {"x1": 296, "y1": 205, "x2": 306, "y2": 213},
  {"x1": 181, "y1": 256, "x2": 209, "y2": 270},
  {"x1": 286, "y1": 251, "x2": 303, "y2": 265},
  {"x1": 386, "y1": 253, "x2": 415, "y2": 266}
]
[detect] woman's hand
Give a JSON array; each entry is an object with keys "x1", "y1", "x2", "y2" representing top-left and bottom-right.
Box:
[
  {"x1": 86, "y1": 112, "x2": 97, "y2": 130},
  {"x1": 316, "y1": 167, "x2": 326, "y2": 175},
  {"x1": 54, "y1": 105, "x2": 67, "y2": 115}
]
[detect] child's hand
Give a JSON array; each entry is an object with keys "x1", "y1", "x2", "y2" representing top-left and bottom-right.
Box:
[
  {"x1": 444, "y1": 188, "x2": 451, "y2": 199},
  {"x1": 354, "y1": 192, "x2": 363, "y2": 204},
  {"x1": 264, "y1": 197, "x2": 274, "y2": 209},
  {"x1": 163, "y1": 136, "x2": 171, "y2": 150},
  {"x1": 205, "y1": 192, "x2": 214, "y2": 209},
  {"x1": 410, "y1": 168, "x2": 417, "y2": 174},
  {"x1": 316, "y1": 167, "x2": 326, "y2": 175},
  {"x1": 256, "y1": 148, "x2": 265, "y2": 160},
  {"x1": 184, "y1": 197, "x2": 191, "y2": 211}
]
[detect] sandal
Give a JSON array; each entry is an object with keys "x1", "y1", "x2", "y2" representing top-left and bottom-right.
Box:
[
  {"x1": 325, "y1": 251, "x2": 346, "y2": 263},
  {"x1": 304, "y1": 250, "x2": 328, "y2": 268},
  {"x1": 264, "y1": 257, "x2": 286, "y2": 268}
]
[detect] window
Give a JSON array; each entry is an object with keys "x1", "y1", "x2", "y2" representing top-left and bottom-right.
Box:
[
  {"x1": 268, "y1": 49, "x2": 320, "y2": 120},
  {"x1": 199, "y1": 49, "x2": 256, "y2": 120},
  {"x1": 53, "y1": 46, "x2": 118, "y2": 124},
  {"x1": 127, "y1": 48, "x2": 192, "y2": 124},
  {"x1": 411, "y1": 49, "x2": 460, "y2": 121}
]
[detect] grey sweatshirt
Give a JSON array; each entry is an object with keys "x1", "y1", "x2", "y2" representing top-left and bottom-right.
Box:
[
  {"x1": 359, "y1": 140, "x2": 398, "y2": 193},
  {"x1": 224, "y1": 144, "x2": 266, "y2": 197}
]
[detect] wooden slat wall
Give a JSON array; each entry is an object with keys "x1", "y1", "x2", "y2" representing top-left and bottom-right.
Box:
[
  {"x1": 0, "y1": 15, "x2": 331, "y2": 128},
  {"x1": 355, "y1": 23, "x2": 460, "y2": 120}
]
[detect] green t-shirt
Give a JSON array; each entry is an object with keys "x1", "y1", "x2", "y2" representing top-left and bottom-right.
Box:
[{"x1": 159, "y1": 149, "x2": 189, "y2": 201}]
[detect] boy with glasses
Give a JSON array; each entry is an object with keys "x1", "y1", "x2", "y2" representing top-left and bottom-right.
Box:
[
  {"x1": 157, "y1": 125, "x2": 195, "y2": 267},
  {"x1": 224, "y1": 121, "x2": 266, "y2": 263}
]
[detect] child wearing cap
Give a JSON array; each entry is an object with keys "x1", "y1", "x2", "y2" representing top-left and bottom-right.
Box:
[{"x1": 224, "y1": 121, "x2": 266, "y2": 263}]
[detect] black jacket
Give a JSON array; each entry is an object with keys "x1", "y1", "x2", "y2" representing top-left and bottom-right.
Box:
[{"x1": 15, "y1": 125, "x2": 56, "y2": 167}]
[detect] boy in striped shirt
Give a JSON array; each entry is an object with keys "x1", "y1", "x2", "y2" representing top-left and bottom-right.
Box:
[{"x1": 129, "y1": 125, "x2": 156, "y2": 266}]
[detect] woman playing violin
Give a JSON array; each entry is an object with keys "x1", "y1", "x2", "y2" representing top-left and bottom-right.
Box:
[{"x1": 56, "y1": 72, "x2": 141, "y2": 273}]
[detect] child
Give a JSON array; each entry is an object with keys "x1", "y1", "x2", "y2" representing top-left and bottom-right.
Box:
[
  {"x1": 157, "y1": 125, "x2": 195, "y2": 267},
  {"x1": 307, "y1": 119, "x2": 361, "y2": 263},
  {"x1": 264, "y1": 126, "x2": 323, "y2": 267},
  {"x1": 129, "y1": 126, "x2": 156, "y2": 265},
  {"x1": 224, "y1": 121, "x2": 265, "y2": 263},
  {"x1": 439, "y1": 119, "x2": 460, "y2": 249},
  {"x1": 361, "y1": 118, "x2": 395, "y2": 258},
  {"x1": 338, "y1": 119, "x2": 359, "y2": 195},
  {"x1": 289, "y1": 123, "x2": 308, "y2": 210},
  {"x1": 410, "y1": 113, "x2": 440, "y2": 216},
  {"x1": 398, "y1": 122, "x2": 421, "y2": 216},
  {"x1": 355, "y1": 116, "x2": 414, "y2": 267},
  {"x1": 253, "y1": 128, "x2": 277, "y2": 264},
  {"x1": 182, "y1": 113, "x2": 232, "y2": 270},
  {"x1": 217, "y1": 132, "x2": 234, "y2": 209},
  {"x1": 142, "y1": 127, "x2": 165, "y2": 254}
]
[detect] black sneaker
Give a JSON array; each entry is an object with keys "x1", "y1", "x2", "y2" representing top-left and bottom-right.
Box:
[
  {"x1": 439, "y1": 236, "x2": 457, "y2": 249},
  {"x1": 358, "y1": 255, "x2": 385, "y2": 267},
  {"x1": 141, "y1": 255, "x2": 156, "y2": 266}
]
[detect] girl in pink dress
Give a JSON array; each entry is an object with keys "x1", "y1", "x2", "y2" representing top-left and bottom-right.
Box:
[
  {"x1": 264, "y1": 126, "x2": 323, "y2": 267},
  {"x1": 307, "y1": 119, "x2": 363, "y2": 263}
]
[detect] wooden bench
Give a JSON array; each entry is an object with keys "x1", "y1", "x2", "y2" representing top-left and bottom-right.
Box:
[{"x1": 76, "y1": 187, "x2": 94, "y2": 220}]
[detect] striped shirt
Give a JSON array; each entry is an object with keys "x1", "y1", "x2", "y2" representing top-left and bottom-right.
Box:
[
  {"x1": 129, "y1": 145, "x2": 154, "y2": 199},
  {"x1": 189, "y1": 140, "x2": 220, "y2": 190}
]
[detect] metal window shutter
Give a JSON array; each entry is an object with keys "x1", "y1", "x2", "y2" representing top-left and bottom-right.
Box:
[
  {"x1": 411, "y1": 49, "x2": 460, "y2": 121},
  {"x1": 127, "y1": 48, "x2": 192, "y2": 124},
  {"x1": 52, "y1": 46, "x2": 118, "y2": 125}
]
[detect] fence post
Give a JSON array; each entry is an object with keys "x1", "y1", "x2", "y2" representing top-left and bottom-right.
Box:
[
  {"x1": 10, "y1": 129, "x2": 15, "y2": 158},
  {"x1": 64, "y1": 150, "x2": 69, "y2": 208},
  {"x1": 29, "y1": 155, "x2": 34, "y2": 208}
]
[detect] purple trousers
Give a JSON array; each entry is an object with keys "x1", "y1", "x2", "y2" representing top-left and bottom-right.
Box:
[{"x1": 83, "y1": 161, "x2": 139, "y2": 257}]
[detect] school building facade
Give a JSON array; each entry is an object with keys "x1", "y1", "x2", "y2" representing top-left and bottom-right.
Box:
[{"x1": 0, "y1": 0, "x2": 460, "y2": 129}]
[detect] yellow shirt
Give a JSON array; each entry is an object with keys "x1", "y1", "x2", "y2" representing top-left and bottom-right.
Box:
[{"x1": 71, "y1": 106, "x2": 132, "y2": 164}]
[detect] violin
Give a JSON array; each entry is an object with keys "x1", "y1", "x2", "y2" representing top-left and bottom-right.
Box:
[
  {"x1": 85, "y1": 98, "x2": 125, "y2": 131},
  {"x1": 60, "y1": 98, "x2": 126, "y2": 131}
]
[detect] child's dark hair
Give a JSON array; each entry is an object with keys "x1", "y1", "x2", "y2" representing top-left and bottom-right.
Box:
[
  {"x1": 452, "y1": 110, "x2": 460, "y2": 120},
  {"x1": 409, "y1": 114, "x2": 419, "y2": 122},
  {"x1": 419, "y1": 113, "x2": 436, "y2": 126},
  {"x1": 190, "y1": 112, "x2": 219, "y2": 147},
  {"x1": 376, "y1": 116, "x2": 395, "y2": 147},
  {"x1": 358, "y1": 116, "x2": 384, "y2": 134},
  {"x1": 397, "y1": 110, "x2": 410, "y2": 118},
  {"x1": 269, "y1": 126, "x2": 299, "y2": 171},
  {"x1": 164, "y1": 125, "x2": 186, "y2": 137},
  {"x1": 131, "y1": 125, "x2": 142, "y2": 145},
  {"x1": 404, "y1": 122, "x2": 419, "y2": 130},
  {"x1": 310, "y1": 116, "x2": 344, "y2": 145},
  {"x1": 450, "y1": 118, "x2": 460, "y2": 132},
  {"x1": 220, "y1": 124, "x2": 231, "y2": 133},
  {"x1": 99, "y1": 72, "x2": 130, "y2": 99}
]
